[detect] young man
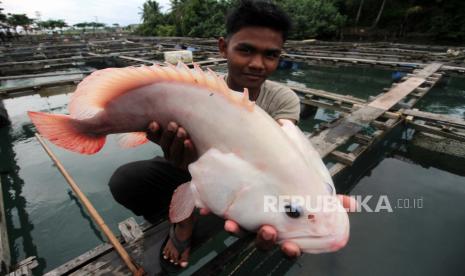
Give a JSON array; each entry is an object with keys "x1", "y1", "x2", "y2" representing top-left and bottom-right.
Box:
[{"x1": 110, "y1": 0, "x2": 302, "y2": 269}]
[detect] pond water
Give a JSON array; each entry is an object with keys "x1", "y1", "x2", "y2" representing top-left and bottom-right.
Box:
[
  {"x1": 0, "y1": 63, "x2": 464, "y2": 274},
  {"x1": 287, "y1": 157, "x2": 465, "y2": 276},
  {"x1": 415, "y1": 74, "x2": 465, "y2": 118},
  {"x1": 215, "y1": 62, "x2": 396, "y2": 100}
]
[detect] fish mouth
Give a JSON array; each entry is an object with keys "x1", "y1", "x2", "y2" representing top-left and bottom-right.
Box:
[
  {"x1": 281, "y1": 226, "x2": 349, "y2": 254},
  {"x1": 285, "y1": 233, "x2": 348, "y2": 253}
]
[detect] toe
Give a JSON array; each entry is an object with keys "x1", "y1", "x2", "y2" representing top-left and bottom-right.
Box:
[{"x1": 179, "y1": 248, "x2": 190, "y2": 267}]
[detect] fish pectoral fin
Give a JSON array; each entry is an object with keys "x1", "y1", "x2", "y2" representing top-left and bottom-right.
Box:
[
  {"x1": 169, "y1": 182, "x2": 195, "y2": 223},
  {"x1": 116, "y1": 132, "x2": 149, "y2": 148},
  {"x1": 188, "y1": 149, "x2": 263, "y2": 215}
]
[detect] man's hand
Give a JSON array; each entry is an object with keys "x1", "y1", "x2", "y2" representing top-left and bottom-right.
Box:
[
  {"x1": 201, "y1": 194, "x2": 358, "y2": 258},
  {"x1": 146, "y1": 121, "x2": 197, "y2": 170}
]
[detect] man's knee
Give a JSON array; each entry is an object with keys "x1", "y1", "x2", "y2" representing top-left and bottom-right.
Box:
[{"x1": 108, "y1": 162, "x2": 139, "y2": 203}]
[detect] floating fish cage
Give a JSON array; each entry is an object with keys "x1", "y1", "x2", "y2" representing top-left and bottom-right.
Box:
[{"x1": 0, "y1": 35, "x2": 465, "y2": 275}]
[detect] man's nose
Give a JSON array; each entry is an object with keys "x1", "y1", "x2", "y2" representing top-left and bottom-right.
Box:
[{"x1": 248, "y1": 54, "x2": 265, "y2": 71}]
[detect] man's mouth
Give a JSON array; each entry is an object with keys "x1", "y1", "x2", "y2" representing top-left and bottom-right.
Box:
[{"x1": 243, "y1": 73, "x2": 264, "y2": 81}]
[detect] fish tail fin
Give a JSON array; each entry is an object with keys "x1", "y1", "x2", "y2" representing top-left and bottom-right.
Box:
[{"x1": 28, "y1": 111, "x2": 106, "y2": 154}]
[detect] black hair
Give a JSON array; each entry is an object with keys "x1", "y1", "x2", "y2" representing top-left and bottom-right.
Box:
[{"x1": 225, "y1": 0, "x2": 291, "y2": 41}]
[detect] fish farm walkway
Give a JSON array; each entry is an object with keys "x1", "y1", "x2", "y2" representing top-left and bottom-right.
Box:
[{"x1": 1, "y1": 35, "x2": 465, "y2": 275}]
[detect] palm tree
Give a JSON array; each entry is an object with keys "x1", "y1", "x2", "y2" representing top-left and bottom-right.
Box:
[
  {"x1": 371, "y1": 0, "x2": 387, "y2": 29},
  {"x1": 355, "y1": 0, "x2": 364, "y2": 26},
  {"x1": 7, "y1": 13, "x2": 34, "y2": 34}
]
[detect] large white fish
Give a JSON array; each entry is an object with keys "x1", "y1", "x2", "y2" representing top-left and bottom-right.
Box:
[{"x1": 28, "y1": 63, "x2": 350, "y2": 253}]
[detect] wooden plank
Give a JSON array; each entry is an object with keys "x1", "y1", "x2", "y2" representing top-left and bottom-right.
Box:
[
  {"x1": 0, "y1": 56, "x2": 98, "y2": 67},
  {"x1": 117, "y1": 55, "x2": 160, "y2": 65},
  {"x1": 44, "y1": 244, "x2": 114, "y2": 275},
  {"x1": 369, "y1": 77, "x2": 425, "y2": 109},
  {"x1": 118, "y1": 217, "x2": 143, "y2": 243},
  {"x1": 0, "y1": 70, "x2": 93, "y2": 81},
  {"x1": 310, "y1": 63, "x2": 442, "y2": 157},
  {"x1": 0, "y1": 78, "x2": 82, "y2": 98},
  {"x1": 301, "y1": 98, "x2": 351, "y2": 113},
  {"x1": 329, "y1": 151, "x2": 355, "y2": 165},
  {"x1": 328, "y1": 162, "x2": 347, "y2": 176},
  {"x1": 195, "y1": 58, "x2": 227, "y2": 66},
  {"x1": 291, "y1": 86, "x2": 366, "y2": 105},
  {"x1": 402, "y1": 109, "x2": 465, "y2": 128},
  {"x1": 8, "y1": 257, "x2": 38, "y2": 276},
  {"x1": 310, "y1": 105, "x2": 385, "y2": 156}
]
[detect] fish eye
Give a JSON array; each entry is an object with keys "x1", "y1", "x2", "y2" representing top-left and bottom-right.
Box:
[{"x1": 285, "y1": 204, "x2": 302, "y2": 218}]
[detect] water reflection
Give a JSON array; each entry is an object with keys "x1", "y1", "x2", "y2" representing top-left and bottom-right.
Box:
[
  {"x1": 66, "y1": 191, "x2": 105, "y2": 243},
  {"x1": 0, "y1": 126, "x2": 46, "y2": 274},
  {"x1": 416, "y1": 75, "x2": 465, "y2": 117}
]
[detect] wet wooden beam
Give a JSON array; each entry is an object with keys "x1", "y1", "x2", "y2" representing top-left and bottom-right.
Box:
[
  {"x1": 0, "y1": 70, "x2": 94, "y2": 81},
  {"x1": 7, "y1": 257, "x2": 37, "y2": 276},
  {"x1": 0, "y1": 78, "x2": 82, "y2": 98},
  {"x1": 407, "y1": 121, "x2": 465, "y2": 142},
  {"x1": 403, "y1": 109, "x2": 465, "y2": 128},
  {"x1": 0, "y1": 177, "x2": 10, "y2": 274}
]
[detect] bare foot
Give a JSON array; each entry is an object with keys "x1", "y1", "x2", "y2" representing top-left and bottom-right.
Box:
[{"x1": 162, "y1": 216, "x2": 193, "y2": 267}]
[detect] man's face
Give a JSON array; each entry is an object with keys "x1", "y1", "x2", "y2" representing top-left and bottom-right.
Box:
[{"x1": 219, "y1": 26, "x2": 284, "y2": 92}]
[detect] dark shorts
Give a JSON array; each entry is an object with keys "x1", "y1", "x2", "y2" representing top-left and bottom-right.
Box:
[{"x1": 108, "y1": 157, "x2": 191, "y2": 223}]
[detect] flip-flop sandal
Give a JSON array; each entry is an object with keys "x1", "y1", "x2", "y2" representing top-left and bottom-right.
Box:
[{"x1": 159, "y1": 223, "x2": 191, "y2": 272}]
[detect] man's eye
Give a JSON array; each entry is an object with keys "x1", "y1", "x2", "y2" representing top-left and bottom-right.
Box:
[
  {"x1": 238, "y1": 48, "x2": 251, "y2": 54},
  {"x1": 265, "y1": 52, "x2": 280, "y2": 59}
]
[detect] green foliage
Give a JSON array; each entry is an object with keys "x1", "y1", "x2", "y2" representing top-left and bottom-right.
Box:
[
  {"x1": 73, "y1": 22, "x2": 106, "y2": 29},
  {"x1": 136, "y1": 0, "x2": 344, "y2": 39},
  {"x1": 169, "y1": 0, "x2": 229, "y2": 37},
  {"x1": 135, "y1": 0, "x2": 166, "y2": 35},
  {"x1": 38, "y1": 19, "x2": 68, "y2": 30},
  {"x1": 428, "y1": 1, "x2": 465, "y2": 41},
  {"x1": 277, "y1": 0, "x2": 346, "y2": 39},
  {"x1": 0, "y1": 3, "x2": 6, "y2": 23},
  {"x1": 136, "y1": 0, "x2": 229, "y2": 37},
  {"x1": 6, "y1": 13, "x2": 34, "y2": 31}
]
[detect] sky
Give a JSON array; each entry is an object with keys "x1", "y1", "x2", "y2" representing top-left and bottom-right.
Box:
[{"x1": 2, "y1": 0, "x2": 171, "y2": 26}]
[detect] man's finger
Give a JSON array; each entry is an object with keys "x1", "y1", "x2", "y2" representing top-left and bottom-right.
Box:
[
  {"x1": 256, "y1": 225, "x2": 277, "y2": 251},
  {"x1": 199, "y1": 208, "x2": 211, "y2": 216},
  {"x1": 146, "y1": 121, "x2": 161, "y2": 143},
  {"x1": 224, "y1": 220, "x2": 247, "y2": 237},
  {"x1": 169, "y1": 127, "x2": 187, "y2": 166},
  {"x1": 281, "y1": 241, "x2": 301, "y2": 258},
  {"x1": 159, "y1": 122, "x2": 178, "y2": 158},
  {"x1": 179, "y1": 139, "x2": 197, "y2": 170},
  {"x1": 338, "y1": 194, "x2": 358, "y2": 212}
]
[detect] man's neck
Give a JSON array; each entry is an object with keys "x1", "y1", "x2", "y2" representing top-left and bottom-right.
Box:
[{"x1": 226, "y1": 76, "x2": 262, "y2": 101}]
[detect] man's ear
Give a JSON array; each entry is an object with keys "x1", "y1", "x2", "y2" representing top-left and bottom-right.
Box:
[{"x1": 218, "y1": 37, "x2": 227, "y2": 58}]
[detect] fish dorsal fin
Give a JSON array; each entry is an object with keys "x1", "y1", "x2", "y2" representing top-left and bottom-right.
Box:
[
  {"x1": 69, "y1": 62, "x2": 254, "y2": 119},
  {"x1": 279, "y1": 119, "x2": 334, "y2": 189}
]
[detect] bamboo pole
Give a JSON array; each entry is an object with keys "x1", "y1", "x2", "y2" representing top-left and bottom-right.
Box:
[{"x1": 35, "y1": 133, "x2": 145, "y2": 276}]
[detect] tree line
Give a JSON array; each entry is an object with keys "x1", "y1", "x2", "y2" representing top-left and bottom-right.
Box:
[
  {"x1": 1, "y1": 0, "x2": 463, "y2": 42},
  {"x1": 0, "y1": 2, "x2": 114, "y2": 34},
  {"x1": 137, "y1": 0, "x2": 465, "y2": 42}
]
